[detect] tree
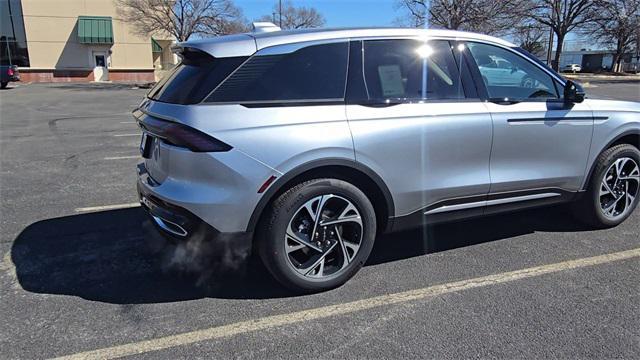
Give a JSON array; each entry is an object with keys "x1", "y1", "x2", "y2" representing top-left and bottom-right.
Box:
[
  {"x1": 395, "y1": 0, "x2": 527, "y2": 36},
  {"x1": 513, "y1": 22, "x2": 547, "y2": 57},
  {"x1": 257, "y1": 1, "x2": 325, "y2": 30},
  {"x1": 115, "y1": 0, "x2": 246, "y2": 41},
  {"x1": 586, "y1": 0, "x2": 640, "y2": 72},
  {"x1": 526, "y1": 0, "x2": 596, "y2": 70}
]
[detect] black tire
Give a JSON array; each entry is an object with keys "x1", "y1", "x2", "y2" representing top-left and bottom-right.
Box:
[
  {"x1": 257, "y1": 178, "x2": 376, "y2": 292},
  {"x1": 574, "y1": 144, "x2": 640, "y2": 228},
  {"x1": 0, "y1": 82, "x2": 7, "y2": 89}
]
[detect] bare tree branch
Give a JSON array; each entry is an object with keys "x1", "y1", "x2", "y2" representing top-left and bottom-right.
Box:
[
  {"x1": 582, "y1": 0, "x2": 640, "y2": 71},
  {"x1": 115, "y1": 0, "x2": 246, "y2": 41},
  {"x1": 257, "y1": 1, "x2": 325, "y2": 30},
  {"x1": 524, "y1": 0, "x2": 596, "y2": 69},
  {"x1": 513, "y1": 22, "x2": 548, "y2": 57},
  {"x1": 395, "y1": 0, "x2": 529, "y2": 36}
]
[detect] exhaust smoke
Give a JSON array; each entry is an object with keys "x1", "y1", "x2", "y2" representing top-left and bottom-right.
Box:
[{"x1": 143, "y1": 220, "x2": 253, "y2": 288}]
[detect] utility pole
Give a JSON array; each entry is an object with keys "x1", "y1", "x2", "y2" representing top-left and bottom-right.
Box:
[
  {"x1": 545, "y1": 0, "x2": 558, "y2": 66},
  {"x1": 546, "y1": 26, "x2": 554, "y2": 65},
  {"x1": 278, "y1": 0, "x2": 282, "y2": 28}
]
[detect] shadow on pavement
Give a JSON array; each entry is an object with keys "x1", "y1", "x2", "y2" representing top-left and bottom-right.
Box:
[{"x1": 11, "y1": 205, "x2": 590, "y2": 303}]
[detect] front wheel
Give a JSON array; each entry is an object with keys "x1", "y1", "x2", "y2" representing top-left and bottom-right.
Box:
[
  {"x1": 258, "y1": 178, "x2": 376, "y2": 292},
  {"x1": 0, "y1": 82, "x2": 7, "y2": 89},
  {"x1": 574, "y1": 144, "x2": 640, "y2": 228}
]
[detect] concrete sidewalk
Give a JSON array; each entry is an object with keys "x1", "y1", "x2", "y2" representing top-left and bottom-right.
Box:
[{"x1": 565, "y1": 73, "x2": 640, "y2": 82}]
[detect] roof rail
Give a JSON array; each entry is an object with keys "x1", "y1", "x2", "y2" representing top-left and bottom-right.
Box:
[{"x1": 252, "y1": 22, "x2": 281, "y2": 33}]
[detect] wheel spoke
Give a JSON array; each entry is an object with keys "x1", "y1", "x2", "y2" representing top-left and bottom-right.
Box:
[
  {"x1": 626, "y1": 191, "x2": 636, "y2": 209},
  {"x1": 336, "y1": 226, "x2": 351, "y2": 268},
  {"x1": 309, "y1": 195, "x2": 330, "y2": 242},
  {"x1": 320, "y1": 202, "x2": 362, "y2": 227},
  {"x1": 619, "y1": 175, "x2": 639, "y2": 183},
  {"x1": 603, "y1": 196, "x2": 622, "y2": 216},
  {"x1": 319, "y1": 216, "x2": 361, "y2": 227},
  {"x1": 615, "y1": 158, "x2": 628, "y2": 178},
  {"x1": 622, "y1": 180, "x2": 635, "y2": 211},
  {"x1": 285, "y1": 241, "x2": 306, "y2": 254},
  {"x1": 303, "y1": 242, "x2": 337, "y2": 277},
  {"x1": 600, "y1": 180, "x2": 615, "y2": 197},
  {"x1": 286, "y1": 223, "x2": 323, "y2": 253}
]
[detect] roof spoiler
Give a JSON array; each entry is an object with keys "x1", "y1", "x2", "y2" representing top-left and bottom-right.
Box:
[
  {"x1": 252, "y1": 22, "x2": 281, "y2": 33},
  {"x1": 171, "y1": 34, "x2": 258, "y2": 58}
]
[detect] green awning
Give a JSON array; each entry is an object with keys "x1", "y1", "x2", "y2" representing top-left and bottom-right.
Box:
[
  {"x1": 78, "y1": 16, "x2": 113, "y2": 44},
  {"x1": 151, "y1": 38, "x2": 163, "y2": 53}
]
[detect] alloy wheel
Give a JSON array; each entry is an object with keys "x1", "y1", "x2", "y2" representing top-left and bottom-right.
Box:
[
  {"x1": 285, "y1": 194, "x2": 363, "y2": 279},
  {"x1": 599, "y1": 157, "x2": 640, "y2": 220}
]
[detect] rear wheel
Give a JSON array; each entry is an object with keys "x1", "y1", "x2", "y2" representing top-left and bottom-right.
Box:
[
  {"x1": 575, "y1": 144, "x2": 640, "y2": 228},
  {"x1": 258, "y1": 178, "x2": 376, "y2": 292},
  {"x1": 0, "y1": 82, "x2": 7, "y2": 89}
]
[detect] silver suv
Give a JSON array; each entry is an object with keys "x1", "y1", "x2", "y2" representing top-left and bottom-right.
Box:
[{"x1": 136, "y1": 26, "x2": 640, "y2": 292}]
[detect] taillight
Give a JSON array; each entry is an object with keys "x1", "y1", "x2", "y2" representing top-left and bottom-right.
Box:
[
  {"x1": 7, "y1": 68, "x2": 13, "y2": 76},
  {"x1": 137, "y1": 114, "x2": 231, "y2": 153}
]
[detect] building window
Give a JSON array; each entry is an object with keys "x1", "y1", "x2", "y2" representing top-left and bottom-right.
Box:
[{"x1": 0, "y1": 0, "x2": 30, "y2": 67}]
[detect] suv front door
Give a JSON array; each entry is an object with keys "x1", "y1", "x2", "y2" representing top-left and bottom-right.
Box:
[
  {"x1": 346, "y1": 39, "x2": 493, "y2": 224},
  {"x1": 466, "y1": 42, "x2": 593, "y2": 200}
]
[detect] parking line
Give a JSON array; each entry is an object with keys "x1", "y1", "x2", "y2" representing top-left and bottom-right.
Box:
[
  {"x1": 103, "y1": 155, "x2": 139, "y2": 160},
  {"x1": 113, "y1": 133, "x2": 140, "y2": 137},
  {"x1": 74, "y1": 203, "x2": 140, "y2": 213},
  {"x1": 51, "y1": 247, "x2": 640, "y2": 360},
  {"x1": 119, "y1": 121, "x2": 136, "y2": 124}
]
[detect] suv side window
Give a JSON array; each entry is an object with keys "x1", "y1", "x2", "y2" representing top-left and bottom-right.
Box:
[
  {"x1": 361, "y1": 39, "x2": 464, "y2": 102},
  {"x1": 467, "y1": 42, "x2": 559, "y2": 100},
  {"x1": 207, "y1": 42, "x2": 349, "y2": 103}
]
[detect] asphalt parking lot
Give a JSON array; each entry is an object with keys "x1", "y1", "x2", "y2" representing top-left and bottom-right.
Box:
[{"x1": 1, "y1": 81, "x2": 639, "y2": 359}]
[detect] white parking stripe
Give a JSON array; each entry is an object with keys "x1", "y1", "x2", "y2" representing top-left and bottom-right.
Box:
[
  {"x1": 113, "y1": 133, "x2": 140, "y2": 137},
  {"x1": 103, "y1": 155, "x2": 139, "y2": 160},
  {"x1": 119, "y1": 121, "x2": 136, "y2": 124},
  {"x1": 51, "y1": 247, "x2": 640, "y2": 360},
  {"x1": 74, "y1": 203, "x2": 140, "y2": 213}
]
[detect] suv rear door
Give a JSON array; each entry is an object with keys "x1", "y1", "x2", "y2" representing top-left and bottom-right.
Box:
[{"x1": 346, "y1": 39, "x2": 493, "y2": 225}]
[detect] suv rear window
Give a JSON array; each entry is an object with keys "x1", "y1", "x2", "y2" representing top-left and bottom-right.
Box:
[
  {"x1": 148, "y1": 48, "x2": 246, "y2": 105},
  {"x1": 207, "y1": 42, "x2": 349, "y2": 103}
]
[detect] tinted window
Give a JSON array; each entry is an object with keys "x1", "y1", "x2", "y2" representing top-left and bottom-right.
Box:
[
  {"x1": 0, "y1": 0, "x2": 30, "y2": 66},
  {"x1": 208, "y1": 42, "x2": 349, "y2": 103},
  {"x1": 148, "y1": 48, "x2": 246, "y2": 104},
  {"x1": 362, "y1": 39, "x2": 464, "y2": 101},
  {"x1": 467, "y1": 42, "x2": 558, "y2": 100}
]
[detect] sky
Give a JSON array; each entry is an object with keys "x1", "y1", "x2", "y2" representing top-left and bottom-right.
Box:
[
  {"x1": 234, "y1": 0, "x2": 399, "y2": 28},
  {"x1": 233, "y1": 0, "x2": 583, "y2": 49}
]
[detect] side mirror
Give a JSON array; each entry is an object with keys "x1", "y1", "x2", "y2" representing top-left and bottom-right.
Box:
[{"x1": 564, "y1": 80, "x2": 585, "y2": 103}]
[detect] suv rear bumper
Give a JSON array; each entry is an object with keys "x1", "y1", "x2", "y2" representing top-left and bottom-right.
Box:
[{"x1": 137, "y1": 164, "x2": 252, "y2": 251}]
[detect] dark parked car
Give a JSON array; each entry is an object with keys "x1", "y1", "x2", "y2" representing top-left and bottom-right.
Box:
[{"x1": 0, "y1": 65, "x2": 20, "y2": 88}]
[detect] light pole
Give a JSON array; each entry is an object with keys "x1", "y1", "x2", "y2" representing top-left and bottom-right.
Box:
[
  {"x1": 279, "y1": 0, "x2": 282, "y2": 28},
  {"x1": 546, "y1": 0, "x2": 559, "y2": 66},
  {"x1": 636, "y1": 14, "x2": 639, "y2": 63}
]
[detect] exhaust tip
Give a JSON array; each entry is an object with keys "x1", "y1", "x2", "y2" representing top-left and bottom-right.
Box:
[{"x1": 152, "y1": 215, "x2": 188, "y2": 237}]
